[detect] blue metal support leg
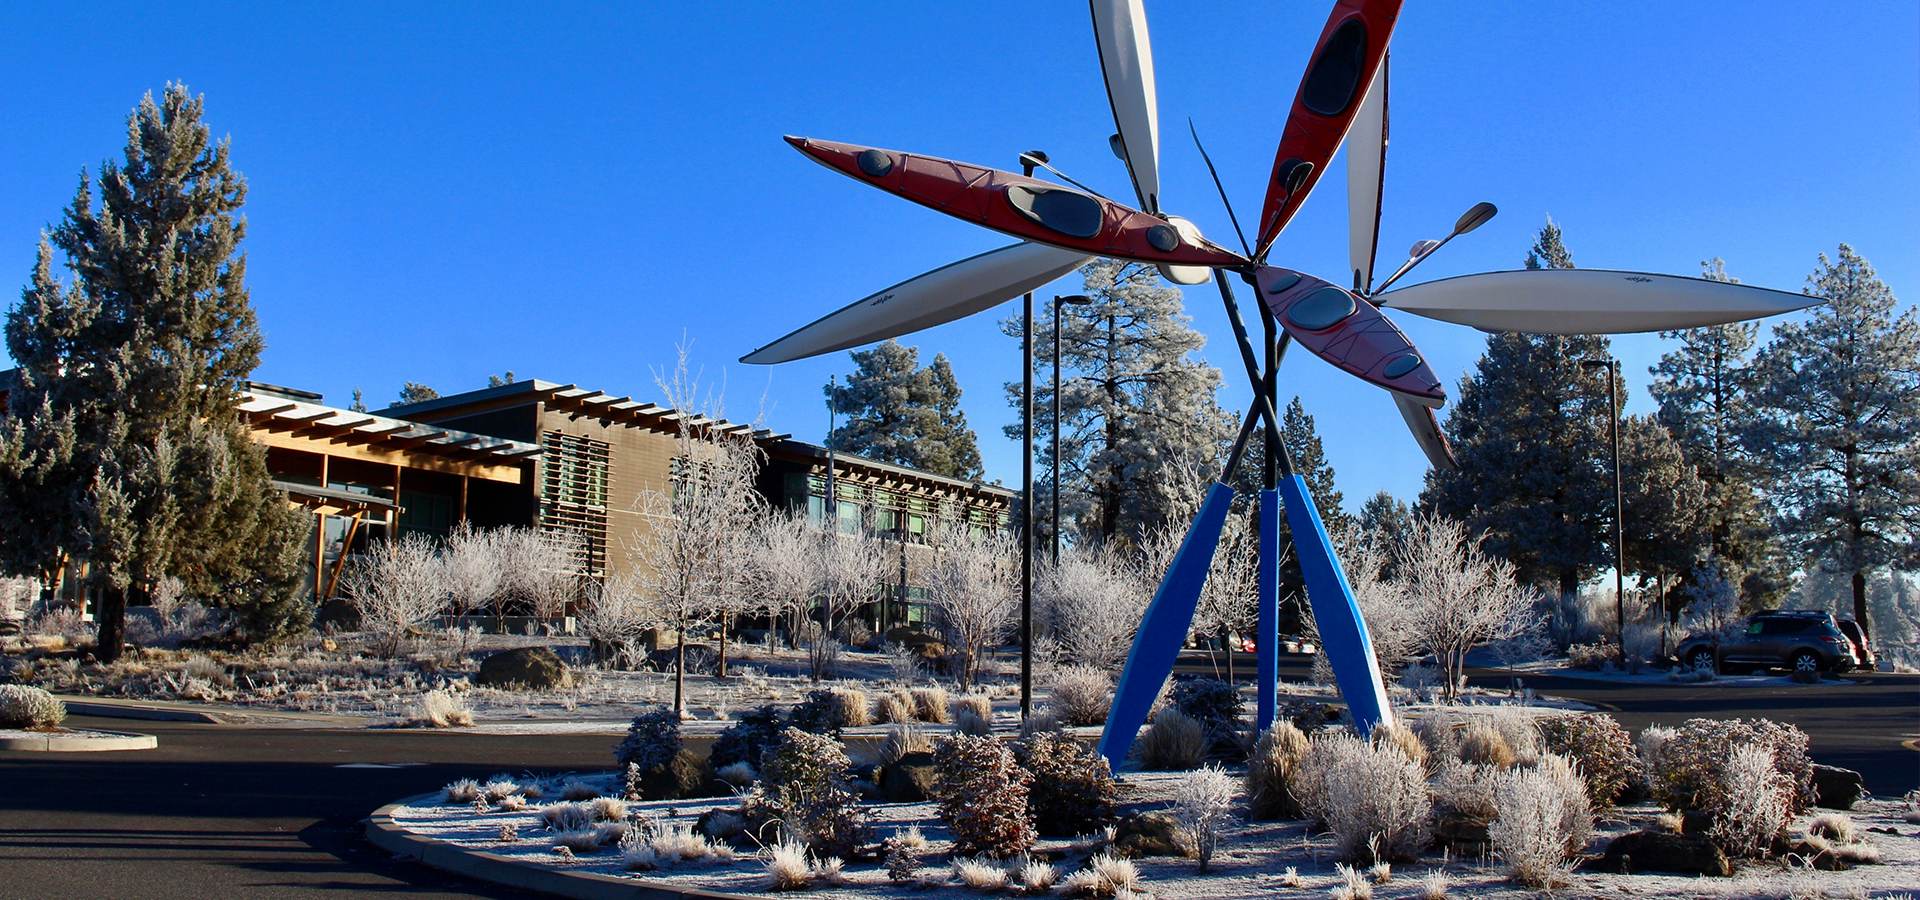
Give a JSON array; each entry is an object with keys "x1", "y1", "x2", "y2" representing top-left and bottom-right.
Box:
[
  {"x1": 1275, "y1": 473, "x2": 1393, "y2": 735},
  {"x1": 1096, "y1": 482, "x2": 1236, "y2": 772},
  {"x1": 1255, "y1": 488, "x2": 1281, "y2": 733}
]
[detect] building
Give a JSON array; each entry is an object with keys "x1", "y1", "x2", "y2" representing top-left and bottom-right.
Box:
[{"x1": 387, "y1": 379, "x2": 1015, "y2": 626}]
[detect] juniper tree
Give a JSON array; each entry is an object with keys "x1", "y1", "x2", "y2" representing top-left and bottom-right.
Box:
[
  {"x1": 825, "y1": 339, "x2": 982, "y2": 479},
  {"x1": 0, "y1": 85, "x2": 307, "y2": 658},
  {"x1": 1421, "y1": 221, "x2": 1613, "y2": 601},
  {"x1": 1745, "y1": 245, "x2": 1920, "y2": 642},
  {"x1": 1650, "y1": 259, "x2": 1788, "y2": 606},
  {"x1": 1009, "y1": 259, "x2": 1234, "y2": 548}
]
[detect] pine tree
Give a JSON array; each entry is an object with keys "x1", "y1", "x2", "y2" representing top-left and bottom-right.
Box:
[
  {"x1": 0, "y1": 85, "x2": 307, "y2": 658},
  {"x1": 1649, "y1": 259, "x2": 1789, "y2": 606},
  {"x1": 1745, "y1": 245, "x2": 1920, "y2": 642},
  {"x1": 395, "y1": 382, "x2": 439, "y2": 405},
  {"x1": 1420, "y1": 221, "x2": 1613, "y2": 600},
  {"x1": 1618, "y1": 414, "x2": 1708, "y2": 589},
  {"x1": 1009, "y1": 259, "x2": 1234, "y2": 547},
  {"x1": 1355, "y1": 490, "x2": 1413, "y2": 578},
  {"x1": 825, "y1": 339, "x2": 982, "y2": 479}
]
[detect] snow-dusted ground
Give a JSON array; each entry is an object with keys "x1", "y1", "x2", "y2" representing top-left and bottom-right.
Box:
[{"x1": 388, "y1": 768, "x2": 1920, "y2": 900}]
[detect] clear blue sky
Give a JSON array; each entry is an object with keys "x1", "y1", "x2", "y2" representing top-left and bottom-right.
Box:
[{"x1": 2, "y1": 2, "x2": 1913, "y2": 512}]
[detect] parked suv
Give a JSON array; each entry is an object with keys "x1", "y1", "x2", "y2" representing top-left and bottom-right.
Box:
[{"x1": 1676, "y1": 610, "x2": 1859, "y2": 676}]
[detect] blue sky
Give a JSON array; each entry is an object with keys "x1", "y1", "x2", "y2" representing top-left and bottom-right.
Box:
[{"x1": 2, "y1": 2, "x2": 1913, "y2": 512}]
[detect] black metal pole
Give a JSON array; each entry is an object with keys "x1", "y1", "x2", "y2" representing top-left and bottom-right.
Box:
[
  {"x1": 1609, "y1": 360, "x2": 1625, "y2": 647},
  {"x1": 1051, "y1": 299, "x2": 1063, "y2": 566},
  {"x1": 1019, "y1": 152, "x2": 1040, "y2": 722}
]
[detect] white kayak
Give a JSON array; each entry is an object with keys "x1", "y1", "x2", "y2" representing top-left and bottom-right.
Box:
[
  {"x1": 741, "y1": 242, "x2": 1091, "y2": 364},
  {"x1": 1375, "y1": 268, "x2": 1820, "y2": 334}
]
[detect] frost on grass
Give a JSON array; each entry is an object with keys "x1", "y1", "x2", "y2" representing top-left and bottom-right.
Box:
[
  {"x1": 1710, "y1": 744, "x2": 1792, "y2": 859},
  {"x1": 1303, "y1": 733, "x2": 1431, "y2": 863},
  {"x1": 1489, "y1": 753, "x2": 1592, "y2": 887},
  {"x1": 404, "y1": 688, "x2": 473, "y2": 728},
  {"x1": 1135, "y1": 709, "x2": 1205, "y2": 771},
  {"x1": 1046, "y1": 665, "x2": 1113, "y2": 726},
  {"x1": 1169, "y1": 764, "x2": 1236, "y2": 872}
]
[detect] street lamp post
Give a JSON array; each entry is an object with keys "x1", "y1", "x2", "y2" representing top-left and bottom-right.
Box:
[
  {"x1": 1017, "y1": 150, "x2": 1047, "y2": 722},
  {"x1": 1051, "y1": 294, "x2": 1092, "y2": 565},
  {"x1": 1581, "y1": 358, "x2": 1626, "y2": 648}
]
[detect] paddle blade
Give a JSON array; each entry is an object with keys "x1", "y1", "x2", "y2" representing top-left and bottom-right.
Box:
[
  {"x1": 1097, "y1": 482, "x2": 1235, "y2": 772},
  {"x1": 741, "y1": 243, "x2": 1091, "y2": 364},
  {"x1": 1090, "y1": 0, "x2": 1161, "y2": 214},
  {"x1": 1255, "y1": 0, "x2": 1403, "y2": 258},
  {"x1": 1277, "y1": 473, "x2": 1394, "y2": 735},
  {"x1": 1375, "y1": 268, "x2": 1823, "y2": 335},
  {"x1": 1347, "y1": 54, "x2": 1388, "y2": 293},
  {"x1": 1394, "y1": 393, "x2": 1457, "y2": 471}
]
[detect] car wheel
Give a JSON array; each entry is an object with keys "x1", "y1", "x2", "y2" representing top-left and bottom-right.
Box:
[
  {"x1": 1687, "y1": 649, "x2": 1716, "y2": 673},
  {"x1": 1791, "y1": 651, "x2": 1821, "y2": 677}
]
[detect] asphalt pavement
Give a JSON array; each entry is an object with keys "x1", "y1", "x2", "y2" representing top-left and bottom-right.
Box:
[{"x1": 2, "y1": 669, "x2": 1914, "y2": 899}]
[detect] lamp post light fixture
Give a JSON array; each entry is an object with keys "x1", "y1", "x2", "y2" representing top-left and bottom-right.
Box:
[
  {"x1": 1581, "y1": 357, "x2": 1626, "y2": 648},
  {"x1": 1017, "y1": 150, "x2": 1047, "y2": 722},
  {"x1": 1051, "y1": 294, "x2": 1093, "y2": 564}
]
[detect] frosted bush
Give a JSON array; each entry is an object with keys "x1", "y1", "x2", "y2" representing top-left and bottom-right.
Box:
[
  {"x1": 951, "y1": 856, "x2": 1009, "y2": 890},
  {"x1": 1245, "y1": 722, "x2": 1309, "y2": 820},
  {"x1": 1170, "y1": 764, "x2": 1236, "y2": 871},
  {"x1": 933, "y1": 734, "x2": 1034, "y2": 857},
  {"x1": 1018, "y1": 858, "x2": 1058, "y2": 891},
  {"x1": 442, "y1": 778, "x2": 481, "y2": 805},
  {"x1": 1806, "y1": 812, "x2": 1856, "y2": 844},
  {"x1": 1647, "y1": 717, "x2": 1813, "y2": 813},
  {"x1": 911, "y1": 686, "x2": 951, "y2": 724},
  {"x1": 1372, "y1": 721, "x2": 1427, "y2": 771},
  {"x1": 1489, "y1": 754, "x2": 1592, "y2": 887},
  {"x1": 1135, "y1": 709, "x2": 1205, "y2": 770},
  {"x1": 559, "y1": 779, "x2": 601, "y2": 801},
  {"x1": 1331, "y1": 862, "x2": 1373, "y2": 900},
  {"x1": 405, "y1": 689, "x2": 473, "y2": 728},
  {"x1": 551, "y1": 829, "x2": 606, "y2": 853},
  {"x1": 833, "y1": 687, "x2": 872, "y2": 727},
  {"x1": 1430, "y1": 758, "x2": 1501, "y2": 822},
  {"x1": 952, "y1": 691, "x2": 993, "y2": 722},
  {"x1": 762, "y1": 838, "x2": 812, "y2": 891},
  {"x1": 1418, "y1": 868, "x2": 1451, "y2": 900},
  {"x1": 614, "y1": 705, "x2": 682, "y2": 774},
  {"x1": 716, "y1": 761, "x2": 757, "y2": 788},
  {"x1": 1060, "y1": 852, "x2": 1139, "y2": 898},
  {"x1": 1456, "y1": 724, "x2": 1516, "y2": 768},
  {"x1": 1014, "y1": 730, "x2": 1117, "y2": 836},
  {"x1": 953, "y1": 707, "x2": 993, "y2": 737},
  {"x1": 1535, "y1": 712, "x2": 1640, "y2": 806},
  {"x1": 1709, "y1": 744, "x2": 1791, "y2": 858},
  {"x1": 0, "y1": 684, "x2": 66, "y2": 729},
  {"x1": 541, "y1": 802, "x2": 593, "y2": 833},
  {"x1": 1310, "y1": 733, "x2": 1431, "y2": 862},
  {"x1": 876, "y1": 689, "x2": 917, "y2": 724},
  {"x1": 878, "y1": 722, "x2": 933, "y2": 766},
  {"x1": 747, "y1": 727, "x2": 869, "y2": 857},
  {"x1": 710, "y1": 704, "x2": 783, "y2": 771},
  {"x1": 1047, "y1": 665, "x2": 1113, "y2": 726}
]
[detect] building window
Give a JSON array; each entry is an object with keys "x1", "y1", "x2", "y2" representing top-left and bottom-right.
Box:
[
  {"x1": 398, "y1": 491, "x2": 455, "y2": 540},
  {"x1": 540, "y1": 431, "x2": 610, "y2": 577}
]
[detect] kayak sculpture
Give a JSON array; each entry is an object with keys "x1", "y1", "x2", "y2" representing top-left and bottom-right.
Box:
[{"x1": 746, "y1": 0, "x2": 1817, "y2": 771}]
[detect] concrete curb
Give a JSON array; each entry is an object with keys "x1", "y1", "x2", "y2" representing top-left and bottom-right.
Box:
[
  {"x1": 0, "y1": 728, "x2": 157, "y2": 752},
  {"x1": 55, "y1": 695, "x2": 371, "y2": 726},
  {"x1": 58, "y1": 698, "x2": 229, "y2": 723},
  {"x1": 367, "y1": 794, "x2": 758, "y2": 900}
]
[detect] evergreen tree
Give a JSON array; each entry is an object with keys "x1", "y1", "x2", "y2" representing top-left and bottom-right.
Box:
[
  {"x1": 0, "y1": 85, "x2": 307, "y2": 659},
  {"x1": 1649, "y1": 259, "x2": 1789, "y2": 606},
  {"x1": 395, "y1": 382, "x2": 439, "y2": 405},
  {"x1": 1420, "y1": 221, "x2": 1613, "y2": 600},
  {"x1": 825, "y1": 339, "x2": 982, "y2": 479},
  {"x1": 1253, "y1": 397, "x2": 1354, "y2": 630},
  {"x1": 1008, "y1": 259, "x2": 1234, "y2": 548},
  {"x1": 1745, "y1": 245, "x2": 1920, "y2": 642},
  {"x1": 1356, "y1": 490, "x2": 1413, "y2": 555},
  {"x1": 487, "y1": 371, "x2": 515, "y2": 388},
  {"x1": 1617, "y1": 414, "x2": 1709, "y2": 591}
]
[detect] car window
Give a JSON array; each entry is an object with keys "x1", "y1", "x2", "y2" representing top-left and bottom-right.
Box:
[
  {"x1": 1758, "y1": 619, "x2": 1808, "y2": 636},
  {"x1": 1746, "y1": 622, "x2": 1764, "y2": 635}
]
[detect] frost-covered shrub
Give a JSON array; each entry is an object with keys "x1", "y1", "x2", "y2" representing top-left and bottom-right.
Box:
[
  {"x1": 911, "y1": 686, "x2": 951, "y2": 724},
  {"x1": 1372, "y1": 721, "x2": 1428, "y2": 771},
  {"x1": 710, "y1": 704, "x2": 783, "y2": 771},
  {"x1": 1136, "y1": 709, "x2": 1205, "y2": 770},
  {"x1": 1169, "y1": 676, "x2": 1242, "y2": 741},
  {"x1": 405, "y1": 689, "x2": 473, "y2": 728},
  {"x1": 1018, "y1": 858, "x2": 1058, "y2": 892},
  {"x1": 953, "y1": 707, "x2": 993, "y2": 737},
  {"x1": 1170, "y1": 764, "x2": 1235, "y2": 872},
  {"x1": 933, "y1": 734, "x2": 1034, "y2": 857},
  {"x1": 1060, "y1": 853, "x2": 1139, "y2": 898},
  {"x1": 1807, "y1": 812, "x2": 1856, "y2": 844},
  {"x1": 1307, "y1": 733, "x2": 1431, "y2": 862},
  {"x1": 952, "y1": 692, "x2": 992, "y2": 723},
  {"x1": 1245, "y1": 722, "x2": 1310, "y2": 820},
  {"x1": 614, "y1": 705, "x2": 682, "y2": 773},
  {"x1": 1646, "y1": 717, "x2": 1813, "y2": 813},
  {"x1": 748, "y1": 727, "x2": 869, "y2": 858},
  {"x1": 1567, "y1": 642, "x2": 1619, "y2": 671},
  {"x1": 1535, "y1": 713, "x2": 1639, "y2": 806},
  {"x1": 1047, "y1": 665, "x2": 1113, "y2": 726},
  {"x1": 787, "y1": 689, "x2": 853, "y2": 738},
  {"x1": 0, "y1": 684, "x2": 66, "y2": 729},
  {"x1": 876, "y1": 689, "x2": 917, "y2": 724},
  {"x1": 1013, "y1": 729, "x2": 1116, "y2": 836},
  {"x1": 1430, "y1": 758, "x2": 1500, "y2": 822},
  {"x1": 1457, "y1": 724, "x2": 1515, "y2": 769},
  {"x1": 762, "y1": 837, "x2": 812, "y2": 891},
  {"x1": 1489, "y1": 754, "x2": 1591, "y2": 887},
  {"x1": 442, "y1": 778, "x2": 482, "y2": 805},
  {"x1": 951, "y1": 856, "x2": 1009, "y2": 890},
  {"x1": 878, "y1": 722, "x2": 933, "y2": 767},
  {"x1": 833, "y1": 687, "x2": 872, "y2": 727},
  {"x1": 1709, "y1": 744, "x2": 1792, "y2": 859},
  {"x1": 541, "y1": 802, "x2": 594, "y2": 833},
  {"x1": 559, "y1": 779, "x2": 601, "y2": 801}
]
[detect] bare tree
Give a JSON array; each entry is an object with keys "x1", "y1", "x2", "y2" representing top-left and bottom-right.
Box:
[
  {"x1": 441, "y1": 522, "x2": 502, "y2": 624},
  {"x1": 577, "y1": 572, "x2": 649, "y2": 669},
  {"x1": 809, "y1": 520, "x2": 890, "y2": 680},
  {"x1": 343, "y1": 534, "x2": 446, "y2": 657},
  {"x1": 923, "y1": 518, "x2": 1019, "y2": 690},
  {"x1": 1395, "y1": 513, "x2": 1539, "y2": 703},
  {"x1": 489, "y1": 527, "x2": 582, "y2": 630},
  {"x1": 1194, "y1": 513, "x2": 1260, "y2": 680},
  {"x1": 627, "y1": 344, "x2": 767, "y2": 712},
  {"x1": 1037, "y1": 544, "x2": 1146, "y2": 671},
  {"x1": 750, "y1": 505, "x2": 818, "y2": 650}
]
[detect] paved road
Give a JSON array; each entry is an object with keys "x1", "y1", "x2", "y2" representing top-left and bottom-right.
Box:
[{"x1": 3, "y1": 670, "x2": 1913, "y2": 899}]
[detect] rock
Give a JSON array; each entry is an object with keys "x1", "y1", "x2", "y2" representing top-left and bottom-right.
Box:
[
  {"x1": 879, "y1": 751, "x2": 938, "y2": 803},
  {"x1": 1110, "y1": 812, "x2": 1184, "y2": 858},
  {"x1": 1681, "y1": 809, "x2": 1715, "y2": 836},
  {"x1": 695, "y1": 807, "x2": 746, "y2": 841},
  {"x1": 1788, "y1": 840, "x2": 1853, "y2": 870},
  {"x1": 1811, "y1": 764, "x2": 1866, "y2": 810},
  {"x1": 476, "y1": 646, "x2": 573, "y2": 690},
  {"x1": 1597, "y1": 830, "x2": 1731, "y2": 877},
  {"x1": 1433, "y1": 812, "x2": 1491, "y2": 855},
  {"x1": 627, "y1": 748, "x2": 722, "y2": 801},
  {"x1": 1791, "y1": 668, "x2": 1821, "y2": 684},
  {"x1": 849, "y1": 778, "x2": 882, "y2": 802}
]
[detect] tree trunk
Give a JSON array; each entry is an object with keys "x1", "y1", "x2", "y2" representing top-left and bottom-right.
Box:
[
  {"x1": 717, "y1": 617, "x2": 729, "y2": 679},
  {"x1": 1852, "y1": 570, "x2": 1870, "y2": 645},
  {"x1": 674, "y1": 605, "x2": 686, "y2": 715},
  {"x1": 96, "y1": 585, "x2": 127, "y2": 663}
]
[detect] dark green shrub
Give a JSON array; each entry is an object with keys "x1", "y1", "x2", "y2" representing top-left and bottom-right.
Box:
[
  {"x1": 746, "y1": 727, "x2": 870, "y2": 857},
  {"x1": 788, "y1": 689, "x2": 850, "y2": 738},
  {"x1": 1013, "y1": 730, "x2": 1116, "y2": 836},
  {"x1": 1537, "y1": 713, "x2": 1641, "y2": 806},
  {"x1": 710, "y1": 704, "x2": 783, "y2": 771},
  {"x1": 614, "y1": 705, "x2": 680, "y2": 772}
]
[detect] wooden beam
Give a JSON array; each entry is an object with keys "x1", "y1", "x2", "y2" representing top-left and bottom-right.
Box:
[{"x1": 251, "y1": 428, "x2": 524, "y2": 482}]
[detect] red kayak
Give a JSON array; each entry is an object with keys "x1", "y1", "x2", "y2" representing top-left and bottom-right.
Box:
[
  {"x1": 1254, "y1": 265, "x2": 1443, "y2": 407},
  {"x1": 787, "y1": 136, "x2": 1248, "y2": 270},
  {"x1": 1255, "y1": 0, "x2": 1403, "y2": 256}
]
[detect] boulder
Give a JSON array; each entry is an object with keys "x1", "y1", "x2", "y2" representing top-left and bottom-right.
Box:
[
  {"x1": 1597, "y1": 830, "x2": 1731, "y2": 876},
  {"x1": 627, "y1": 748, "x2": 722, "y2": 801},
  {"x1": 1788, "y1": 839, "x2": 1853, "y2": 871},
  {"x1": 476, "y1": 646, "x2": 573, "y2": 690},
  {"x1": 1110, "y1": 811, "x2": 1184, "y2": 858},
  {"x1": 1433, "y1": 812, "x2": 1491, "y2": 855},
  {"x1": 1811, "y1": 764, "x2": 1866, "y2": 810},
  {"x1": 879, "y1": 751, "x2": 938, "y2": 803}
]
